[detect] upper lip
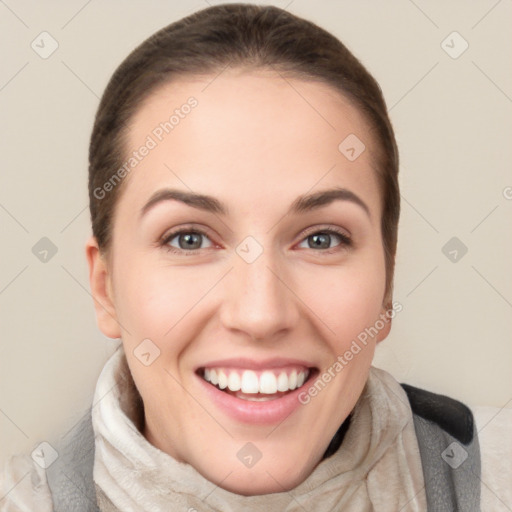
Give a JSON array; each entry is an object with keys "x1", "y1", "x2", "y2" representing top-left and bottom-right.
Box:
[{"x1": 196, "y1": 357, "x2": 316, "y2": 371}]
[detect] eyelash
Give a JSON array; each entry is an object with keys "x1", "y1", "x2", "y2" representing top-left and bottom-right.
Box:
[{"x1": 159, "y1": 225, "x2": 352, "y2": 256}]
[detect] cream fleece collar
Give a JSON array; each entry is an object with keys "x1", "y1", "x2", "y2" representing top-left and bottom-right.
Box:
[{"x1": 92, "y1": 347, "x2": 427, "y2": 511}]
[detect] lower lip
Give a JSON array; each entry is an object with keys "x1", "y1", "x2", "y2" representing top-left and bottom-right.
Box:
[{"x1": 196, "y1": 372, "x2": 315, "y2": 425}]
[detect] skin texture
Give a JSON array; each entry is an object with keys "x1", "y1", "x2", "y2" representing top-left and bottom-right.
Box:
[{"x1": 86, "y1": 68, "x2": 391, "y2": 495}]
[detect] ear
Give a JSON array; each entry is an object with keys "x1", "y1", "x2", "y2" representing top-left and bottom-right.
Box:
[
  {"x1": 85, "y1": 235, "x2": 121, "y2": 339},
  {"x1": 375, "y1": 305, "x2": 392, "y2": 344}
]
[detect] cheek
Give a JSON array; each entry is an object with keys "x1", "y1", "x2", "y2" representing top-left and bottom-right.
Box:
[
  {"x1": 297, "y1": 255, "x2": 385, "y2": 350},
  {"x1": 112, "y1": 257, "x2": 212, "y2": 349}
]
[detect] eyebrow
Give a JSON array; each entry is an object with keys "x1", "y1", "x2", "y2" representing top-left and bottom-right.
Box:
[{"x1": 139, "y1": 186, "x2": 371, "y2": 219}]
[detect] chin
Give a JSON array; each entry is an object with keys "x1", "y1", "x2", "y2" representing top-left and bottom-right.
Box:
[
  {"x1": 214, "y1": 464, "x2": 309, "y2": 496},
  {"x1": 190, "y1": 440, "x2": 319, "y2": 496}
]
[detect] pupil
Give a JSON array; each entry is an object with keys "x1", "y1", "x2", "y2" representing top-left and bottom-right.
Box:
[
  {"x1": 180, "y1": 233, "x2": 201, "y2": 249},
  {"x1": 310, "y1": 233, "x2": 330, "y2": 249}
]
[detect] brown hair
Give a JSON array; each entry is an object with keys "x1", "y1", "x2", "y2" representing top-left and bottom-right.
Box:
[{"x1": 88, "y1": 2, "x2": 400, "y2": 305}]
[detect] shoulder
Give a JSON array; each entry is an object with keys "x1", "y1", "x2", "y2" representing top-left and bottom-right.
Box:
[
  {"x1": 400, "y1": 383, "x2": 481, "y2": 510},
  {"x1": 401, "y1": 383, "x2": 512, "y2": 511},
  {"x1": 472, "y1": 405, "x2": 512, "y2": 510},
  {"x1": 1, "y1": 409, "x2": 98, "y2": 512},
  {"x1": 0, "y1": 453, "x2": 53, "y2": 511},
  {"x1": 401, "y1": 383, "x2": 474, "y2": 444}
]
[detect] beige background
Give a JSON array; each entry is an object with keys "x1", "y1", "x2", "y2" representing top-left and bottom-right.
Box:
[{"x1": 1, "y1": 0, "x2": 511, "y2": 464}]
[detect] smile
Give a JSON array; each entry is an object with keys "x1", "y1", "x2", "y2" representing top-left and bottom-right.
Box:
[
  {"x1": 196, "y1": 360, "x2": 317, "y2": 424},
  {"x1": 201, "y1": 367, "x2": 310, "y2": 400}
]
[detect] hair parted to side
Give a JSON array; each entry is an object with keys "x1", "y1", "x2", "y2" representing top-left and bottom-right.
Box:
[{"x1": 88, "y1": 2, "x2": 400, "y2": 306}]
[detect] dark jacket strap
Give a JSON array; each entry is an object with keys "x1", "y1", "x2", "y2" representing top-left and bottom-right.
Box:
[{"x1": 402, "y1": 384, "x2": 481, "y2": 512}]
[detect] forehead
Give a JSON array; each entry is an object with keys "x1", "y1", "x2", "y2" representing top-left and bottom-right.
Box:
[{"x1": 121, "y1": 69, "x2": 381, "y2": 217}]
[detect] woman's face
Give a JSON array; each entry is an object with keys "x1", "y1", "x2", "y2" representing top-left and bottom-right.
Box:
[{"x1": 87, "y1": 69, "x2": 390, "y2": 494}]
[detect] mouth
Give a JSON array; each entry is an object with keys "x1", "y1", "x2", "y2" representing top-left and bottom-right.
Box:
[
  {"x1": 195, "y1": 360, "x2": 318, "y2": 424},
  {"x1": 198, "y1": 366, "x2": 312, "y2": 401}
]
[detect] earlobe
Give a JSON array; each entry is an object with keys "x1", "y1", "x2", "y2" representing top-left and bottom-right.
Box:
[
  {"x1": 376, "y1": 320, "x2": 391, "y2": 344},
  {"x1": 376, "y1": 306, "x2": 392, "y2": 344},
  {"x1": 85, "y1": 235, "x2": 121, "y2": 339}
]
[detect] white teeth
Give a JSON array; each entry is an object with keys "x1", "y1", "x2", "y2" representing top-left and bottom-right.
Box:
[
  {"x1": 259, "y1": 371, "x2": 277, "y2": 394},
  {"x1": 241, "y1": 370, "x2": 259, "y2": 393},
  {"x1": 289, "y1": 370, "x2": 297, "y2": 390},
  {"x1": 209, "y1": 369, "x2": 218, "y2": 386},
  {"x1": 276, "y1": 372, "x2": 289, "y2": 392},
  {"x1": 203, "y1": 367, "x2": 310, "y2": 395},
  {"x1": 227, "y1": 372, "x2": 241, "y2": 392},
  {"x1": 218, "y1": 370, "x2": 228, "y2": 389}
]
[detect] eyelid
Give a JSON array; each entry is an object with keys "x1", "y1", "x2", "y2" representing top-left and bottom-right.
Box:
[
  {"x1": 294, "y1": 225, "x2": 352, "y2": 254},
  {"x1": 160, "y1": 223, "x2": 352, "y2": 255},
  {"x1": 160, "y1": 224, "x2": 219, "y2": 251},
  {"x1": 294, "y1": 224, "x2": 351, "y2": 243}
]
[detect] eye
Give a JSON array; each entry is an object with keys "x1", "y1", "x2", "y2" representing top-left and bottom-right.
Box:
[
  {"x1": 162, "y1": 229, "x2": 213, "y2": 253},
  {"x1": 297, "y1": 228, "x2": 352, "y2": 252},
  {"x1": 159, "y1": 226, "x2": 351, "y2": 255}
]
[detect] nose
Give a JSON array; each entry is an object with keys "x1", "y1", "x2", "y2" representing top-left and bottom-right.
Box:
[{"x1": 219, "y1": 248, "x2": 300, "y2": 342}]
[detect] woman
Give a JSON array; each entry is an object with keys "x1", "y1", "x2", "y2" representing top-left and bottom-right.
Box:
[{"x1": 1, "y1": 3, "x2": 507, "y2": 511}]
